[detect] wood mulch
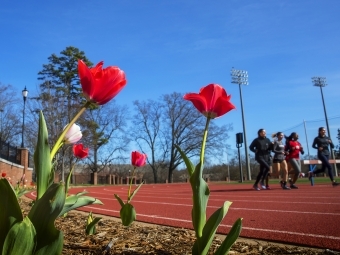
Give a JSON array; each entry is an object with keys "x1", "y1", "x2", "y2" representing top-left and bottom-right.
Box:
[{"x1": 19, "y1": 198, "x2": 337, "y2": 255}]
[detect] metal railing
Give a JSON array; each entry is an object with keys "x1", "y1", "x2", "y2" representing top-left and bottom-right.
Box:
[{"x1": 0, "y1": 140, "x2": 21, "y2": 165}]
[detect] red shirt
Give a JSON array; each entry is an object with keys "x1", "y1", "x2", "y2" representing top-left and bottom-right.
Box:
[{"x1": 286, "y1": 140, "x2": 303, "y2": 160}]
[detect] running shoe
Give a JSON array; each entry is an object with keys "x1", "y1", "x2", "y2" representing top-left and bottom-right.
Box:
[
  {"x1": 279, "y1": 181, "x2": 284, "y2": 188},
  {"x1": 332, "y1": 182, "x2": 339, "y2": 187},
  {"x1": 282, "y1": 185, "x2": 291, "y2": 190},
  {"x1": 265, "y1": 185, "x2": 271, "y2": 190},
  {"x1": 253, "y1": 185, "x2": 260, "y2": 191},
  {"x1": 290, "y1": 184, "x2": 299, "y2": 189},
  {"x1": 260, "y1": 182, "x2": 266, "y2": 190}
]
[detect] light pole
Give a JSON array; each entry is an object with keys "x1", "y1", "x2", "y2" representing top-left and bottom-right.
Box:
[
  {"x1": 231, "y1": 68, "x2": 251, "y2": 180},
  {"x1": 21, "y1": 87, "x2": 28, "y2": 148},
  {"x1": 312, "y1": 77, "x2": 338, "y2": 176},
  {"x1": 226, "y1": 151, "x2": 230, "y2": 182},
  {"x1": 0, "y1": 108, "x2": 3, "y2": 142}
]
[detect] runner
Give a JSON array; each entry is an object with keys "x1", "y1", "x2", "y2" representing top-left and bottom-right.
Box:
[
  {"x1": 272, "y1": 132, "x2": 290, "y2": 190},
  {"x1": 249, "y1": 129, "x2": 273, "y2": 191},
  {"x1": 309, "y1": 127, "x2": 339, "y2": 186},
  {"x1": 285, "y1": 132, "x2": 304, "y2": 189}
]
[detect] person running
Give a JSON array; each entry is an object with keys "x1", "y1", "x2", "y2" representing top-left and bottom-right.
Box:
[
  {"x1": 249, "y1": 129, "x2": 273, "y2": 191},
  {"x1": 285, "y1": 132, "x2": 304, "y2": 189},
  {"x1": 309, "y1": 127, "x2": 339, "y2": 187},
  {"x1": 272, "y1": 132, "x2": 290, "y2": 190}
]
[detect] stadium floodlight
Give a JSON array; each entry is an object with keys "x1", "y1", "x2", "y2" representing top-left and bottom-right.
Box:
[{"x1": 231, "y1": 68, "x2": 251, "y2": 181}]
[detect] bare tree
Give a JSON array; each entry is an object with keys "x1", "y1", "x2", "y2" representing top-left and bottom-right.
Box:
[
  {"x1": 0, "y1": 83, "x2": 21, "y2": 144},
  {"x1": 162, "y1": 92, "x2": 233, "y2": 183},
  {"x1": 82, "y1": 101, "x2": 130, "y2": 173},
  {"x1": 131, "y1": 92, "x2": 233, "y2": 183},
  {"x1": 130, "y1": 100, "x2": 166, "y2": 183}
]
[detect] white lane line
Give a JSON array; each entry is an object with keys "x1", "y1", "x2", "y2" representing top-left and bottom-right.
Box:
[
  {"x1": 96, "y1": 190, "x2": 340, "y2": 200},
  {"x1": 87, "y1": 192, "x2": 340, "y2": 205},
  {"x1": 87, "y1": 197, "x2": 340, "y2": 216},
  {"x1": 83, "y1": 206, "x2": 340, "y2": 241}
]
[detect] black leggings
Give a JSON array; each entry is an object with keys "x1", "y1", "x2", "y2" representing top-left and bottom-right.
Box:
[
  {"x1": 255, "y1": 158, "x2": 271, "y2": 185},
  {"x1": 314, "y1": 154, "x2": 334, "y2": 181}
]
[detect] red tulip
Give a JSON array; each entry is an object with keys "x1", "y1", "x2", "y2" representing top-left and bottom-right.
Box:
[
  {"x1": 183, "y1": 84, "x2": 236, "y2": 118},
  {"x1": 131, "y1": 151, "x2": 147, "y2": 167},
  {"x1": 78, "y1": 60, "x2": 127, "y2": 105},
  {"x1": 73, "y1": 144, "x2": 89, "y2": 159},
  {"x1": 1, "y1": 172, "x2": 6, "y2": 177}
]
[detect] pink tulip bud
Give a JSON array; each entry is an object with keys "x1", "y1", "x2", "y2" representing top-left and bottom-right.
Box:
[{"x1": 64, "y1": 123, "x2": 82, "y2": 144}]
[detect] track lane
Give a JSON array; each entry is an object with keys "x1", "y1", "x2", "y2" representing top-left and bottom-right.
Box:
[{"x1": 26, "y1": 182, "x2": 340, "y2": 250}]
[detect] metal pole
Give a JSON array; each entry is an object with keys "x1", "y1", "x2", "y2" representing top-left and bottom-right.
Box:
[
  {"x1": 21, "y1": 87, "x2": 28, "y2": 148},
  {"x1": 238, "y1": 84, "x2": 251, "y2": 180},
  {"x1": 226, "y1": 152, "x2": 230, "y2": 182},
  {"x1": 0, "y1": 109, "x2": 3, "y2": 142},
  {"x1": 21, "y1": 97, "x2": 26, "y2": 148},
  {"x1": 303, "y1": 120, "x2": 311, "y2": 160},
  {"x1": 319, "y1": 87, "x2": 331, "y2": 136},
  {"x1": 237, "y1": 144, "x2": 243, "y2": 182},
  {"x1": 231, "y1": 68, "x2": 251, "y2": 180}
]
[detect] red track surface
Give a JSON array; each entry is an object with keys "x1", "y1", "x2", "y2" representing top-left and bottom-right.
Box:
[{"x1": 27, "y1": 182, "x2": 340, "y2": 251}]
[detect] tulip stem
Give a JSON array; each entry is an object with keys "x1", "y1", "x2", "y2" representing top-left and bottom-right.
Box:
[
  {"x1": 50, "y1": 102, "x2": 91, "y2": 160},
  {"x1": 128, "y1": 167, "x2": 136, "y2": 200},
  {"x1": 200, "y1": 117, "x2": 211, "y2": 167}
]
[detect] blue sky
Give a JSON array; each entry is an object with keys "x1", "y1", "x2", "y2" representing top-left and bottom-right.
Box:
[{"x1": 1, "y1": 1, "x2": 340, "y2": 159}]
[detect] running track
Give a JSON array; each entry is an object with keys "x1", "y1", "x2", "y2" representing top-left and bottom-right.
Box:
[{"x1": 27, "y1": 182, "x2": 340, "y2": 251}]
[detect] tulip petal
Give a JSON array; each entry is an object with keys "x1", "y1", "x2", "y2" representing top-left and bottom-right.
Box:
[
  {"x1": 184, "y1": 84, "x2": 235, "y2": 118},
  {"x1": 131, "y1": 151, "x2": 147, "y2": 167},
  {"x1": 64, "y1": 124, "x2": 82, "y2": 144},
  {"x1": 73, "y1": 144, "x2": 89, "y2": 159},
  {"x1": 78, "y1": 60, "x2": 127, "y2": 105},
  {"x1": 78, "y1": 60, "x2": 95, "y2": 101},
  {"x1": 183, "y1": 93, "x2": 207, "y2": 114},
  {"x1": 214, "y1": 97, "x2": 236, "y2": 118}
]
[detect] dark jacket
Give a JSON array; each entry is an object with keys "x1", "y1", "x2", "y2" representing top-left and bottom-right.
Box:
[
  {"x1": 249, "y1": 136, "x2": 273, "y2": 160},
  {"x1": 312, "y1": 135, "x2": 334, "y2": 156}
]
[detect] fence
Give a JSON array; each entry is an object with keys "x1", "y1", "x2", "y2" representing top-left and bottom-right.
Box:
[{"x1": 0, "y1": 140, "x2": 21, "y2": 164}]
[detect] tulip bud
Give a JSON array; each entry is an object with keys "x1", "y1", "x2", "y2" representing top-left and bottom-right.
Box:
[
  {"x1": 64, "y1": 123, "x2": 82, "y2": 144},
  {"x1": 85, "y1": 212, "x2": 102, "y2": 235}
]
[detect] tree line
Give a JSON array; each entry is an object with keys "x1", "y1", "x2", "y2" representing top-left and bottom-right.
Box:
[
  {"x1": 0, "y1": 46, "x2": 233, "y2": 183},
  {"x1": 1, "y1": 46, "x2": 339, "y2": 183}
]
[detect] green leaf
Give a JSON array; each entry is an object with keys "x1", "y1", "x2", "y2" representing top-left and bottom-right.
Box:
[
  {"x1": 190, "y1": 163, "x2": 210, "y2": 239},
  {"x1": 59, "y1": 193, "x2": 103, "y2": 217},
  {"x1": 0, "y1": 179, "x2": 23, "y2": 252},
  {"x1": 214, "y1": 218, "x2": 243, "y2": 255},
  {"x1": 34, "y1": 111, "x2": 52, "y2": 200},
  {"x1": 85, "y1": 217, "x2": 102, "y2": 235},
  {"x1": 128, "y1": 181, "x2": 144, "y2": 203},
  {"x1": 120, "y1": 203, "x2": 136, "y2": 227},
  {"x1": 2, "y1": 217, "x2": 36, "y2": 255},
  {"x1": 15, "y1": 188, "x2": 29, "y2": 198},
  {"x1": 192, "y1": 201, "x2": 232, "y2": 255},
  {"x1": 114, "y1": 194, "x2": 125, "y2": 207},
  {"x1": 65, "y1": 165, "x2": 75, "y2": 195},
  {"x1": 28, "y1": 183, "x2": 65, "y2": 255},
  {"x1": 174, "y1": 144, "x2": 195, "y2": 177}
]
